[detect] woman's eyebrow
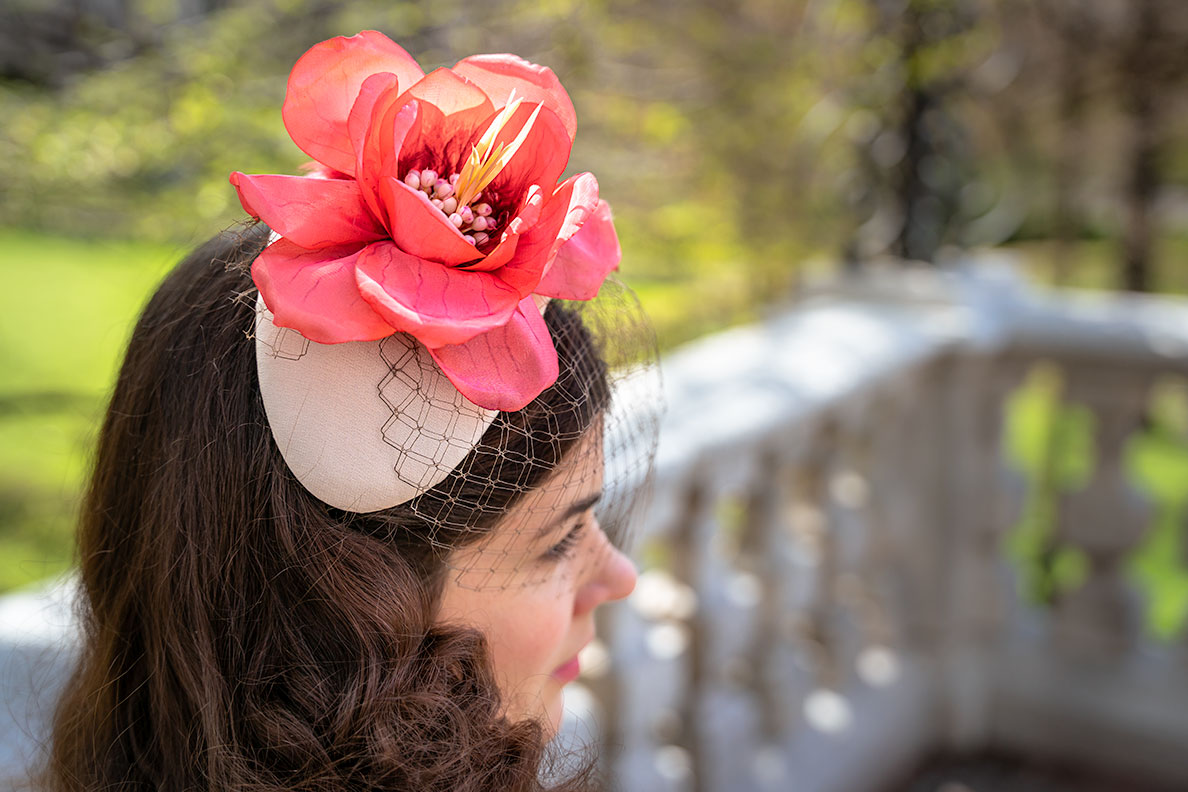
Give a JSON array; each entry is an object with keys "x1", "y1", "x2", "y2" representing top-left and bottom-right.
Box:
[{"x1": 537, "y1": 491, "x2": 603, "y2": 538}]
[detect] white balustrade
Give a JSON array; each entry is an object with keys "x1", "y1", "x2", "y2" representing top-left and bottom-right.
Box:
[{"x1": 594, "y1": 259, "x2": 1188, "y2": 791}]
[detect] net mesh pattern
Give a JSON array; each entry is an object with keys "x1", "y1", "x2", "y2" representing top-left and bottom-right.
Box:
[
  {"x1": 412, "y1": 279, "x2": 661, "y2": 591},
  {"x1": 377, "y1": 335, "x2": 489, "y2": 494},
  {"x1": 257, "y1": 277, "x2": 662, "y2": 592},
  {"x1": 262, "y1": 325, "x2": 311, "y2": 361}
]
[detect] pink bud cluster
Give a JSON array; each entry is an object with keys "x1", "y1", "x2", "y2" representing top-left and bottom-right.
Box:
[{"x1": 403, "y1": 168, "x2": 499, "y2": 247}]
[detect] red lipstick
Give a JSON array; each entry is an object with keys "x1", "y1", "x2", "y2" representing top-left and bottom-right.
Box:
[{"x1": 551, "y1": 655, "x2": 581, "y2": 684}]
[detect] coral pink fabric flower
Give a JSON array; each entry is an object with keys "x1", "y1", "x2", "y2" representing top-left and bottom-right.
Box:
[{"x1": 230, "y1": 31, "x2": 621, "y2": 411}]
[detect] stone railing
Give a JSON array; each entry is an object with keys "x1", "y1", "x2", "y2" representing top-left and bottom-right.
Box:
[
  {"x1": 4, "y1": 258, "x2": 1188, "y2": 790},
  {"x1": 568, "y1": 257, "x2": 1188, "y2": 792}
]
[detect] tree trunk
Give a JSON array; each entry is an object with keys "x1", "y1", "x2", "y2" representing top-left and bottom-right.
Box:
[
  {"x1": 1120, "y1": 0, "x2": 1159, "y2": 293},
  {"x1": 1052, "y1": 6, "x2": 1087, "y2": 287}
]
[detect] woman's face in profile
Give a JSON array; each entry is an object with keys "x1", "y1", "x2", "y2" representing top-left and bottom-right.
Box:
[{"x1": 436, "y1": 430, "x2": 637, "y2": 731}]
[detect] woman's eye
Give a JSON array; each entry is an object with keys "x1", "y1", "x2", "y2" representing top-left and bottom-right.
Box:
[{"x1": 542, "y1": 522, "x2": 585, "y2": 562}]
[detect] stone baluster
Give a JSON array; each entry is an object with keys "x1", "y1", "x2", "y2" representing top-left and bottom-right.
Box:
[
  {"x1": 820, "y1": 411, "x2": 875, "y2": 709},
  {"x1": 880, "y1": 361, "x2": 950, "y2": 648},
  {"x1": 606, "y1": 466, "x2": 700, "y2": 792},
  {"x1": 784, "y1": 424, "x2": 853, "y2": 735},
  {"x1": 846, "y1": 385, "x2": 907, "y2": 688},
  {"x1": 1051, "y1": 363, "x2": 1154, "y2": 659},
  {"x1": 737, "y1": 446, "x2": 793, "y2": 744},
  {"x1": 934, "y1": 352, "x2": 1020, "y2": 749},
  {"x1": 693, "y1": 454, "x2": 771, "y2": 792},
  {"x1": 667, "y1": 465, "x2": 717, "y2": 792},
  {"x1": 732, "y1": 435, "x2": 811, "y2": 790}
]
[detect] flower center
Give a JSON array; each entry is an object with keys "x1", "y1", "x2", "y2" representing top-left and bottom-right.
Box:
[
  {"x1": 401, "y1": 95, "x2": 541, "y2": 250},
  {"x1": 403, "y1": 168, "x2": 499, "y2": 247}
]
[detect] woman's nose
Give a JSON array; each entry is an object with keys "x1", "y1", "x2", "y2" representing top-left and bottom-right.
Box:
[
  {"x1": 602, "y1": 546, "x2": 637, "y2": 602},
  {"x1": 575, "y1": 544, "x2": 637, "y2": 616}
]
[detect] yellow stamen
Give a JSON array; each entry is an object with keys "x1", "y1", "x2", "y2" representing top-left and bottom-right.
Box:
[{"x1": 454, "y1": 97, "x2": 542, "y2": 208}]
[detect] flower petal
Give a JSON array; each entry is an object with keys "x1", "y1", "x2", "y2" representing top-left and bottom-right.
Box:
[
  {"x1": 378, "y1": 176, "x2": 484, "y2": 266},
  {"x1": 283, "y1": 31, "x2": 425, "y2": 176},
  {"x1": 429, "y1": 298, "x2": 558, "y2": 411},
  {"x1": 252, "y1": 238, "x2": 395, "y2": 344},
  {"x1": 394, "y1": 68, "x2": 496, "y2": 171},
  {"x1": 458, "y1": 231, "x2": 520, "y2": 272},
  {"x1": 230, "y1": 173, "x2": 386, "y2": 250},
  {"x1": 299, "y1": 161, "x2": 352, "y2": 179},
  {"x1": 401, "y1": 66, "x2": 495, "y2": 120},
  {"x1": 500, "y1": 173, "x2": 600, "y2": 295},
  {"x1": 536, "y1": 199, "x2": 621, "y2": 300},
  {"x1": 355, "y1": 94, "x2": 418, "y2": 225},
  {"x1": 452, "y1": 54, "x2": 577, "y2": 143},
  {"x1": 348, "y1": 72, "x2": 401, "y2": 169},
  {"x1": 354, "y1": 241, "x2": 521, "y2": 348}
]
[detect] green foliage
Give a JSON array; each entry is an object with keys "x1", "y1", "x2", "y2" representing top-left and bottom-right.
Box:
[
  {"x1": 0, "y1": 0, "x2": 867, "y2": 299},
  {"x1": 1, "y1": 0, "x2": 324, "y2": 241},
  {"x1": 1126, "y1": 381, "x2": 1188, "y2": 638},
  {"x1": 1006, "y1": 237, "x2": 1188, "y2": 296},
  {"x1": 1004, "y1": 365, "x2": 1094, "y2": 604},
  {"x1": 2, "y1": 0, "x2": 883, "y2": 340}
]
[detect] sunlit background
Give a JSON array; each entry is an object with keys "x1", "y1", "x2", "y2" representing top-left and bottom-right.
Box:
[{"x1": 2, "y1": 1, "x2": 1187, "y2": 789}]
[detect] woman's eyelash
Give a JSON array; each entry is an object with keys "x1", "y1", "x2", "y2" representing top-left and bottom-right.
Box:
[{"x1": 543, "y1": 522, "x2": 585, "y2": 561}]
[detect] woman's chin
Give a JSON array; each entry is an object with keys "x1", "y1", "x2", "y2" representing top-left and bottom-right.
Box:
[
  {"x1": 544, "y1": 687, "x2": 565, "y2": 735},
  {"x1": 504, "y1": 683, "x2": 566, "y2": 736}
]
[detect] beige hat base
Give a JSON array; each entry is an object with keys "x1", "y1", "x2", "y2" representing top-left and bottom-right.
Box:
[{"x1": 254, "y1": 296, "x2": 497, "y2": 513}]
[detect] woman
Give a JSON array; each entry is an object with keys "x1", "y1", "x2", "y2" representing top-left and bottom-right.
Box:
[{"x1": 43, "y1": 32, "x2": 651, "y2": 791}]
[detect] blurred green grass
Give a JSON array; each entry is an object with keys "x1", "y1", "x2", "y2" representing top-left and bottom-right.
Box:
[{"x1": 0, "y1": 228, "x2": 181, "y2": 588}]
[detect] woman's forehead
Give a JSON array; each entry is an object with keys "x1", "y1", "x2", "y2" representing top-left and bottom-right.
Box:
[
  {"x1": 496, "y1": 428, "x2": 605, "y2": 545},
  {"x1": 445, "y1": 428, "x2": 606, "y2": 586}
]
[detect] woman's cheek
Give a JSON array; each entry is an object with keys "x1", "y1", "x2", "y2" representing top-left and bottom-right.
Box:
[{"x1": 499, "y1": 586, "x2": 574, "y2": 683}]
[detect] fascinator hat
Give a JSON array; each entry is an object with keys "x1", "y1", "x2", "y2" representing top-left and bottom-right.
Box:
[{"x1": 229, "y1": 32, "x2": 657, "y2": 564}]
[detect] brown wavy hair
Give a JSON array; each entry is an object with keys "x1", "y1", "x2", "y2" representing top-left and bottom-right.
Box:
[{"x1": 40, "y1": 224, "x2": 608, "y2": 791}]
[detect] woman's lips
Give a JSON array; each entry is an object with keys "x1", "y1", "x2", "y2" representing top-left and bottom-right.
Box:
[{"x1": 551, "y1": 655, "x2": 581, "y2": 684}]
